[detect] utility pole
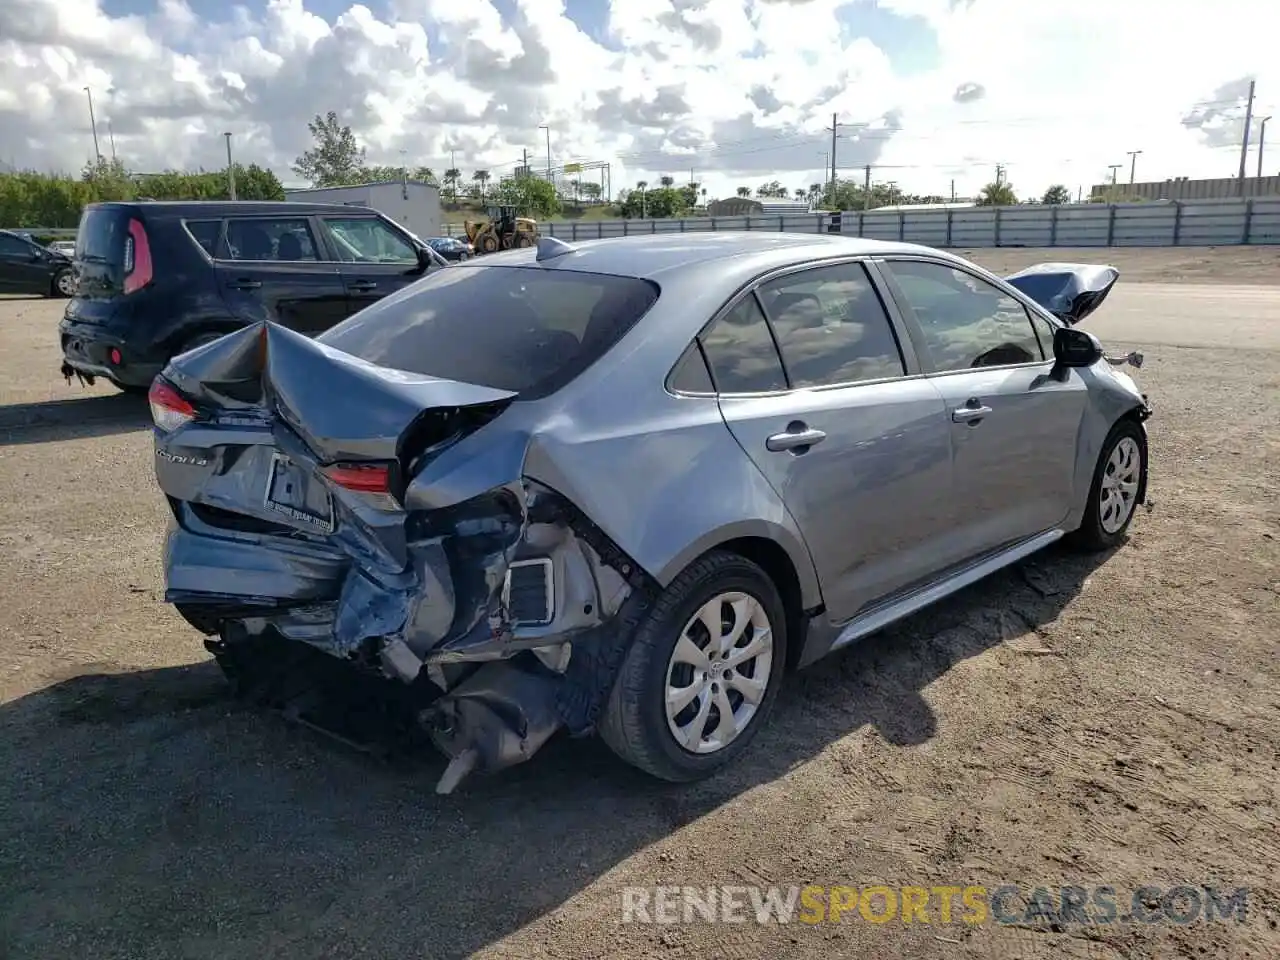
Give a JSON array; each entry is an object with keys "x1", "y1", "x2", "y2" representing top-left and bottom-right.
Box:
[
  {"x1": 826, "y1": 113, "x2": 839, "y2": 205},
  {"x1": 1258, "y1": 116, "x2": 1272, "y2": 179},
  {"x1": 950, "y1": 179, "x2": 955, "y2": 202},
  {"x1": 107, "y1": 120, "x2": 117, "y2": 161},
  {"x1": 1108, "y1": 164, "x2": 1122, "y2": 185},
  {"x1": 995, "y1": 164, "x2": 1005, "y2": 185},
  {"x1": 223, "y1": 132, "x2": 236, "y2": 200},
  {"x1": 521, "y1": 148, "x2": 528, "y2": 177},
  {"x1": 1237, "y1": 79, "x2": 1256, "y2": 196},
  {"x1": 863, "y1": 164, "x2": 871, "y2": 210},
  {"x1": 1127, "y1": 149, "x2": 1143, "y2": 185},
  {"x1": 83, "y1": 86, "x2": 101, "y2": 164},
  {"x1": 539, "y1": 124, "x2": 551, "y2": 182}
]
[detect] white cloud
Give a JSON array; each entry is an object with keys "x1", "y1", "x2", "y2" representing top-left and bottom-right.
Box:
[{"x1": 0, "y1": 0, "x2": 1277, "y2": 203}]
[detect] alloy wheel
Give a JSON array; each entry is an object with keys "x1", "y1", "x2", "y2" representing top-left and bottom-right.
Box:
[
  {"x1": 1099, "y1": 436, "x2": 1141, "y2": 533},
  {"x1": 664, "y1": 591, "x2": 774, "y2": 754},
  {"x1": 56, "y1": 272, "x2": 75, "y2": 295}
]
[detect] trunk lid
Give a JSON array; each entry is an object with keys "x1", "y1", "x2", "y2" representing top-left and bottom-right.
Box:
[
  {"x1": 154, "y1": 321, "x2": 516, "y2": 579},
  {"x1": 67, "y1": 204, "x2": 153, "y2": 318}
]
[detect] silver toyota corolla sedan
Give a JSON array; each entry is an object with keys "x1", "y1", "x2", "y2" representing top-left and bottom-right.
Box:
[{"x1": 149, "y1": 232, "x2": 1151, "y2": 792}]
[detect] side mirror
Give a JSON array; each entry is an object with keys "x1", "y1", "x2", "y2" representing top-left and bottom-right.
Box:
[
  {"x1": 1053, "y1": 326, "x2": 1103, "y2": 367},
  {"x1": 416, "y1": 246, "x2": 433, "y2": 271}
]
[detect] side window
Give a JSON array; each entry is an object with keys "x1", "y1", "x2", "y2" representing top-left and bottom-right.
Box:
[
  {"x1": 1026, "y1": 307, "x2": 1057, "y2": 360},
  {"x1": 700, "y1": 294, "x2": 787, "y2": 394},
  {"x1": 322, "y1": 218, "x2": 418, "y2": 264},
  {"x1": 758, "y1": 262, "x2": 905, "y2": 387},
  {"x1": 0, "y1": 234, "x2": 30, "y2": 256},
  {"x1": 668, "y1": 341, "x2": 714, "y2": 394},
  {"x1": 224, "y1": 218, "x2": 319, "y2": 262},
  {"x1": 886, "y1": 260, "x2": 1043, "y2": 371},
  {"x1": 184, "y1": 220, "x2": 221, "y2": 257}
]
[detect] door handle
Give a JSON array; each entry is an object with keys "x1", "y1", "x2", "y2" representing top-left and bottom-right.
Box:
[
  {"x1": 766, "y1": 425, "x2": 827, "y2": 452},
  {"x1": 951, "y1": 404, "x2": 993, "y2": 423},
  {"x1": 349, "y1": 280, "x2": 378, "y2": 292},
  {"x1": 227, "y1": 279, "x2": 261, "y2": 290}
]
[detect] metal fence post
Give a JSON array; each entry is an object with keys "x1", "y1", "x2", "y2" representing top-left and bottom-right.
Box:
[
  {"x1": 680, "y1": 219, "x2": 685, "y2": 232},
  {"x1": 1049, "y1": 205, "x2": 1059, "y2": 246},
  {"x1": 745, "y1": 216, "x2": 752, "y2": 231},
  {"x1": 598, "y1": 222, "x2": 603, "y2": 239},
  {"x1": 651, "y1": 220, "x2": 656, "y2": 234},
  {"x1": 857, "y1": 211, "x2": 864, "y2": 235},
  {"x1": 1106, "y1": 205, "x2": 1117, "y2": 246},
  {"x1": 1171, "y1": 201, "x2": 1182, "y2": 246},
  {"x1": 623, "y1": 220, "x2": 628, "y2": 236},
  {"x1": 1242, "y1": 198, "x2": 1255, "y2": 244},
  {"x1": 994, "y1": 207, "x2": 1002, "y2": 247},
  {"x1": 779, "y1": 216, "x2": 785, "y2": 232},
  {"x1": 945, "y1": 209, "x2": 953, "y2": 247}
]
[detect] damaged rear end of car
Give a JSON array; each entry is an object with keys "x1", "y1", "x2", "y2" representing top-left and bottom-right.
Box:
[{"x1": 154, "y1": 264, "x2": 663, "y2": 792}]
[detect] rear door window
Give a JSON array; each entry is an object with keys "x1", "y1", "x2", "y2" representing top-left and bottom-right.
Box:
[
  {"x1": 0, "y1": 234, "x2": 29, "y2": 256},
  {"x1": 318, "y1": 266, "x2": 660, "y2": 397},
  {"x1": 699, "y1": 294, "x2": 788, "y2": 394},
  {"x1": 320, "y1": 217, "x2": 418, "y2": 264},
  {"x1": 758, "y1": 262, "x2": 905, "y2": 387},
  {"x1": 224, "y1": 218, "x2": 319, "y2": 262}
]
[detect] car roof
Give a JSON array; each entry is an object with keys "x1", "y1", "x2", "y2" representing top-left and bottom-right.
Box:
[
  {"x1": 87, "y1": 200, "x2": 382, "y2": 218},
  {"x1": 463, "y1": 232, "x2": 948, "y2": 281}
]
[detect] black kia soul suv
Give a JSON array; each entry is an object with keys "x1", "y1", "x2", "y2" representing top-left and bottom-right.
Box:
[{"x1": 59, "y1": 200, "x2": 448, "y2": 393}]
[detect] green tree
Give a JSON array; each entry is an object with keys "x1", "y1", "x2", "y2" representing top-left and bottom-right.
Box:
[
  {"x1": 618, "y1": 186, "x2": 691, "y2": 219},
  {"x1": 580, "y1": 181, "x2": 602, "y2": 202},
  {"x1": 473, "y1": 170, "x2": 490, "y2": 201},
  {"x1": 412, "y1": 166, "x2": 437, "y2": 183},
  {"x1": 1041, "y1": 184, "x2": 1071, "y2": 205},
  {"x1": 292, "y1": 111, "x2": 366, "y2": 187},
  {"x1": 976, "y1": 181, "x2": 1018, "y2": 206},
  {"x1": 659, "y1": 175, "x2": 674, "y2": 188},
  {"x1": 756, "y1": 180, "x2": 788, "y2": 198},
  {"x1": 492, "y1": 174, "x2": 561, "y2": 218},
  {"x1": 442, "y1": 167, "x2": 462, "y2": 200},
  {"x1": 736, "y1": 186, "x2": 750, "y2": 198}
]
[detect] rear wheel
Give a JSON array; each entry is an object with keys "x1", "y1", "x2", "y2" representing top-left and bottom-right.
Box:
[
  {"x1": 478, "y1": 234, "x2": 499, "y2": 254},
  {"x1": 599, "y1": 551, "x2": 787, "y2": 782},
  {"x1": 1069, "y1": 417, "x2": 1147, "y2": 551},
  {"x1": 52, "y1": 268, "x2": 74, "y2": 298}
]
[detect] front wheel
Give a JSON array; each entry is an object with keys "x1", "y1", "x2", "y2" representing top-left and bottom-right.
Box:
[
  {"x1": 1069, "y1": 417, "x2": 1147, "y2": 552},
  {"x1": 52, "y1": 268, "x2": 75, "y2": 298},
  {"x1": 599, "y1": 550, "x2": 787, "y2": 782},
  {"x1": 514, "y1": 234, "x2": 534, "y2": 248}
]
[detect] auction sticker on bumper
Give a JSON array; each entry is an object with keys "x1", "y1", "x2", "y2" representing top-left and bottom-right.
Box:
[{"x1": 264, "y1": 452, "x2": 334, "y2": 533}]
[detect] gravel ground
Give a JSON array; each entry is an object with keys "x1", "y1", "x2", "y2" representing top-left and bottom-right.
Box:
[{"x1": 1, "y1": 246, "x2": 1277, "y2": 959}]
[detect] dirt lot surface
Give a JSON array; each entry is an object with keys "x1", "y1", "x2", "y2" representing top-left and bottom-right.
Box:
[{"x1": 1, "y1": 246, "x2": 1277, "y2": 959}]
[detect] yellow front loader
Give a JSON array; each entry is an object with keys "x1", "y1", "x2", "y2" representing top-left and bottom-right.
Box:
[{"x1": 462, "y1": 205, "x2": 540, "y2": 254}]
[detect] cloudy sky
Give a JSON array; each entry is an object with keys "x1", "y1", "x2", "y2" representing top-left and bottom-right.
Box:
[{"x1": 1, "y1": 0, "x2": 1277, "y2": 202}]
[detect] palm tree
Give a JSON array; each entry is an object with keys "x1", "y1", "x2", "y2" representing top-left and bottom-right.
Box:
[
  {"x1": 794, "y1": 188, "x2": 806, "y2": 200},
  {"x1": 636, "y1": 180, "x2": 648, "y2": 191},
  {"x1": 443, "y1": 167, "x2": 461, "y2": 200},
  {"x1": 569, "y1": 178, "x2": 581, "y2": 202},
  {"x1": 736, "y1": 186, "x2": 750, "y2": 198},
  {"x1": 413, "y1": 166, "x2": 436, "y2": 183},
  {"x1": 659, "y1": 175, "x2": 674, "y2": 188},
  {"x1": 976, "y1": 181, "x2": 1017, "y2": 206},
  {"x1": 472, "y1": 169, "x2": 490, "y2": 202}
]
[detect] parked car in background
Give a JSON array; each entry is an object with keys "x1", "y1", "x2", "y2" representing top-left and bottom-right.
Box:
[
  {"x1": 0, "y1": 228, "x2": 75, "y2": 297},
  {"x1": 58, "y1": 200, "x2": 450, "y2": 394},
  {"x1": 47, "y1": 240, "x2": 77, "y2": 257},
  {"x1": 149, "y1": 233, "x2": 1150, "y2": 793},
  {"x1": 425, "y1": 236, "x2": 473, "y2": 261}
]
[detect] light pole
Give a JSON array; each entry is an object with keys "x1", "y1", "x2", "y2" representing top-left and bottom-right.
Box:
[
  {"x1": 538, "y1": 124, "x2": 551, "y2": 182},
  {"x1": 1258, "y1": 117, "x2": 1272, "y2": 179},
  {"x1": 106, "y1": 119, "x2": 117, "y2": 161},
  {"x1": 83, "y1": 86, "x2": 102, "y2": 164},
  {"x1": 223, "y1": 132, "x2": 236, "y2": 200},
  {"x1": 1127, "y1": 149, "x2": 1143, "y2": 185}
]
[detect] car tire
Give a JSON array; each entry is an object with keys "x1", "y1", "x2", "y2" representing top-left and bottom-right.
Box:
[
  {"x1": 1069, "y1": 417, "x2": 1147, "y2": 552},
  {"x1": 598, "y1": 550, "x2": 788, "y2": 782},
  {"x1": 51, "y1": 268, "x2": 74, "y2": 298}
]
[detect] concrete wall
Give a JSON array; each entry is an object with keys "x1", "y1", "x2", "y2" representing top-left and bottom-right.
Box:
[
  {"x1": 444, "y1": 197, "x2": 1280, "y2": 247},
  {"x1": 1090, "y1": 176, "x2": 1280, "y2": 201}
]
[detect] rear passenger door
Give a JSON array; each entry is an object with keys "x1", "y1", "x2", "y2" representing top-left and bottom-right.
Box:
[
  {"x1": 214, "y1": 215, "x2": 348, "y2": 335},
  {"x1": 315, "y1": 216, "x2": 430, "y2": 316},
  {"x1": 879, "y1": 257, "x2": 1087, "y2": 555},
  {"x1": 706, "y1": 260, "x2": 956, "y2": 623}
]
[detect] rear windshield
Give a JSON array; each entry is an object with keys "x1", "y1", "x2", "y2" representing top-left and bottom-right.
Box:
[
  {"x1": 318, "y1": 265, "x2": 660, "y2": 398},
  {"x1": 76, "y1": 207, "x2": 128, "y2": 263}
]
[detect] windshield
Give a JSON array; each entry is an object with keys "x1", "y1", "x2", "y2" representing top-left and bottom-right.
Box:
[
  {"x1": 318, "y1": 265, "x2": 660, "y2": 398},
  {"x1": 76, "y1": 207, "x2": 128, "y2": 264}
]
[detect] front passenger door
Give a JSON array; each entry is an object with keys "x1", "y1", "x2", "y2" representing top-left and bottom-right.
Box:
[
  {"x1": 881, "y1": 258, "x2": 1088, "y2": 555},
  {"x1": 317, "y1": 216, "x2": 430, "y2": 316}
]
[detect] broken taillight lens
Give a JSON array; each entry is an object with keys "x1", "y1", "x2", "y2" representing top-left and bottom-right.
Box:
[
  {"x1": 321, "y1": 463, "x2": 392, "y2": 494},
  {"x1": 148, "y1": 378, "x2": 196, "y2": 432}
]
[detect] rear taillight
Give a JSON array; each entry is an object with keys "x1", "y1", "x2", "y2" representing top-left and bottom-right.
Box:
[
  {"x1": 148, "y1": 379, "x2": 195, "y2": 432},
  {"x1": 321, "y1": 463, "x2": 392, "y2": 494},
  {"x1": 123, "y1": 218, "x2": 153, "y2": 295}
]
